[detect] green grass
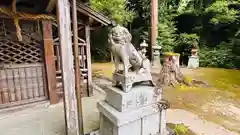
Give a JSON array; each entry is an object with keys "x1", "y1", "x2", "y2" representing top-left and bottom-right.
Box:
[
  {"x1": 172, "y1": 68, "x2": 240, "y2": 98},
  {"x1": 92, "y1": 62, "x2": 114, "y2": 79},
  {"x1": 191, "y1": 68, "x2": 240, "y2": 97},
  {"x1": 92, "y1": 63, "x2": 240, "y2": 96}
]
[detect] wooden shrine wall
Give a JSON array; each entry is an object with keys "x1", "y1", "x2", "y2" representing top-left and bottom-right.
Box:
[{"x1": 0, "y1": 19, "x2": 47, "y2": 109}]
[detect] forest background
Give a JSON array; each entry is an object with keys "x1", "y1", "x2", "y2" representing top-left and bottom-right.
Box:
[{"x1": 90, "y1": 0, "x2": 240, "y2": 69}]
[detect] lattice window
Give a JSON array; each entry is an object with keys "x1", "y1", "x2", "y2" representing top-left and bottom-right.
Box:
[{"x1": 0, "y1": 19, "x2": 43, "y2": 64}]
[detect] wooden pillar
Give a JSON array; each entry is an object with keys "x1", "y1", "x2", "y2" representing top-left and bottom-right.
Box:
[
  {"x1": 85, "y1": 21, "x2": 93, "y2": 96},
  {"x1": 42, "y1": 21, "x2": 58, "y2": 104},
  {"x1": 72, "y1": 0, "x2": 84, "y2": 134},
  {"x1": 150, "y1": 0, "x2": 158, "y2": 60},
  {"x1": 56, "y1": 0, "x2": 80, "y2": 135}
]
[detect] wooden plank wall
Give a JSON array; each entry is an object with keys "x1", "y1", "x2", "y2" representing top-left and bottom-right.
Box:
[{"x1": 0, "y1": 64, "x2": 47, "y2": 109}]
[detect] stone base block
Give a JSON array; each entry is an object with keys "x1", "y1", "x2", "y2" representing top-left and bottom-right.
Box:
[
  {"x1": 100, "y1": 113, "x2": 142, "y2": 135},
  {"x1": 98, "y1": 101, "x2": 167, "y2": 135},
  {"x1": 105, "y1": 86, "x2": 161, "y2": 112},
  {"x1": 98, "y1": 101, "x2": 159, "y2": 126},
  {"x1": 99, "y1": 111, "x2": 160, "y2": 135},
  {"x1": 142, "y1": 113, "x2": 160, "y2": 135},
  {"x1": 152, "y1": 55, "x2": 161, "y2": 69}
]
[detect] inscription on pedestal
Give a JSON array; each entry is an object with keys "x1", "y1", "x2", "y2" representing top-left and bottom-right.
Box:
[
  {"x1": 138, "y1": 93, "x2": 147, "y2": 106},
  {"x1": 106, "y1": 86, "x2": 158, "y2": 112},
  {"x1": 126, "y1": 100, "x2": 133, "y2": 109}
]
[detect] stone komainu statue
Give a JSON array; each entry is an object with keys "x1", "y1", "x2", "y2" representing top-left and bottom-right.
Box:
[
  {"x1": 108, "y1": 24, "x2": 154, "y2": 92},
  {"x1": 108, "y1": 24, "x2": 151, "y2": 77}
]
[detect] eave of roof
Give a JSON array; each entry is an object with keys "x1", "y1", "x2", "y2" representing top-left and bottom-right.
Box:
[
  {"x1": 0, "y1": 0, "x2": 115, "y2": 26},
  {"x1": 74, "y1": 1, "x2": 115, "y2": 26}
]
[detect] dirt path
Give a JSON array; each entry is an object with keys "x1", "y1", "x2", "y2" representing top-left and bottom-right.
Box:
[
  {"x1": 167, "y1": 109, "x2": 238, "y2": 135},
  {"x1": 201, "y1": 99, "x2": 240, "y2": 133}
]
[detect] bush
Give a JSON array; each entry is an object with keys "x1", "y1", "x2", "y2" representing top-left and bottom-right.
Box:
[
  {"x1": 157, "y1": 21, "x2": 177, "y2": 52},
  {"x1": 199, "y1": 44, "x2": 235, "y2": 68},
  {"x1": 91, "y1": 27, "x2": 111, "y2": 62},
  {"x1": 174, "y1": 33, "x2": 200, "y2": 65}
]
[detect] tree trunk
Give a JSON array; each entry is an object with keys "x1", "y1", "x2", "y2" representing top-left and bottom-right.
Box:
[{"x1": 158, "y1": 55, "x2": 191, "y2": 87}]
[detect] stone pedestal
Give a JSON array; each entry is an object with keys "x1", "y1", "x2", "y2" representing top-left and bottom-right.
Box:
[
  {"x1": 98, "y1": 85, "x2": 169, "y2": 135},
  {"x1": 105, "y1": 86, "x2": 158, "y2": 112},
  {"x1": 188, "y1": 48, "x2": 199, "y2": 69},
  {"x1": 112, "y1": 72, "x2": 154, "y2": 93},
  {"x1": 187, "y1": 56, "x2": 199, "y2": 69}
]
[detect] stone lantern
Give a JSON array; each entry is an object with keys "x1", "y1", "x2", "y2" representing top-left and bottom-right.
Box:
[
  {"x1": 152, "y1": 44, "x2": 162, "y2": 68},
  {"x1": 187, "y1": 47, "x2": 199, "y2": 68},
  {"x1": 139, "y1": 40, "x2": 148, "y2": 58}
]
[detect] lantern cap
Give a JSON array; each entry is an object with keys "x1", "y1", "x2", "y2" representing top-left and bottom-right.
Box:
[
  {"x1": 153, "y1": 45, "x2": 162, "y2": 50},
  {"x1": 140, "y1": 40, "x2": 148, "y2": 47}
]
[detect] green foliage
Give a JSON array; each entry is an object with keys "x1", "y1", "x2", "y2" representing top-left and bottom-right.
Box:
[
  {"x1": 199, "y1": 45, "x2": 235, "y2": 68},
  {"x1": 90, "y1": 0, "x2": 135, "y2": 25},
  {"x1": 174, "y1": 123, "x2": 189, "y2": 135},
  {"x1": 205, "y1": 1, "x2": 238, "y2": 24},
  {"x1": 174, "y1": 33, "x2": 199, "y2": 61},
  {"x1": 199, "y1": 24, "x2": 240, "y2": 69},
  {"x1": 167, "y1": 123, "x2": 196, "y2": 135},
  {"x1": 157, "y1": 22, "x2": 177, "y2": 52},
  {"x1": 90, "y1": 0, "x2": 240, "y2": 69},
  {"x1": 222, "y1": 32, "x2": 240, "y2": 68},
  {"x1": 90, "y1": 27, "x2": 112, "y2": 62},
  {"x1": 157, "y1": 0, "x2": 179, "y2": 52},
  {"x1": 178, "y1": 33, "x2": 199, "y2": 46},
  {"x1": 177, "y1": 0, "x2": 194, "y2": 13}
]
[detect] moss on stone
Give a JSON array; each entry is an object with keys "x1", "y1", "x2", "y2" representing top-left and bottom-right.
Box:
[{"x1": 163, "y1": 52, "x2": 180, "y2": 56}]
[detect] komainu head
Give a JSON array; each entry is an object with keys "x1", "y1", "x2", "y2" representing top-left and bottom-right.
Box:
[{"x1": 109, "y1": 24, "x2": 132, "y2": 43}]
